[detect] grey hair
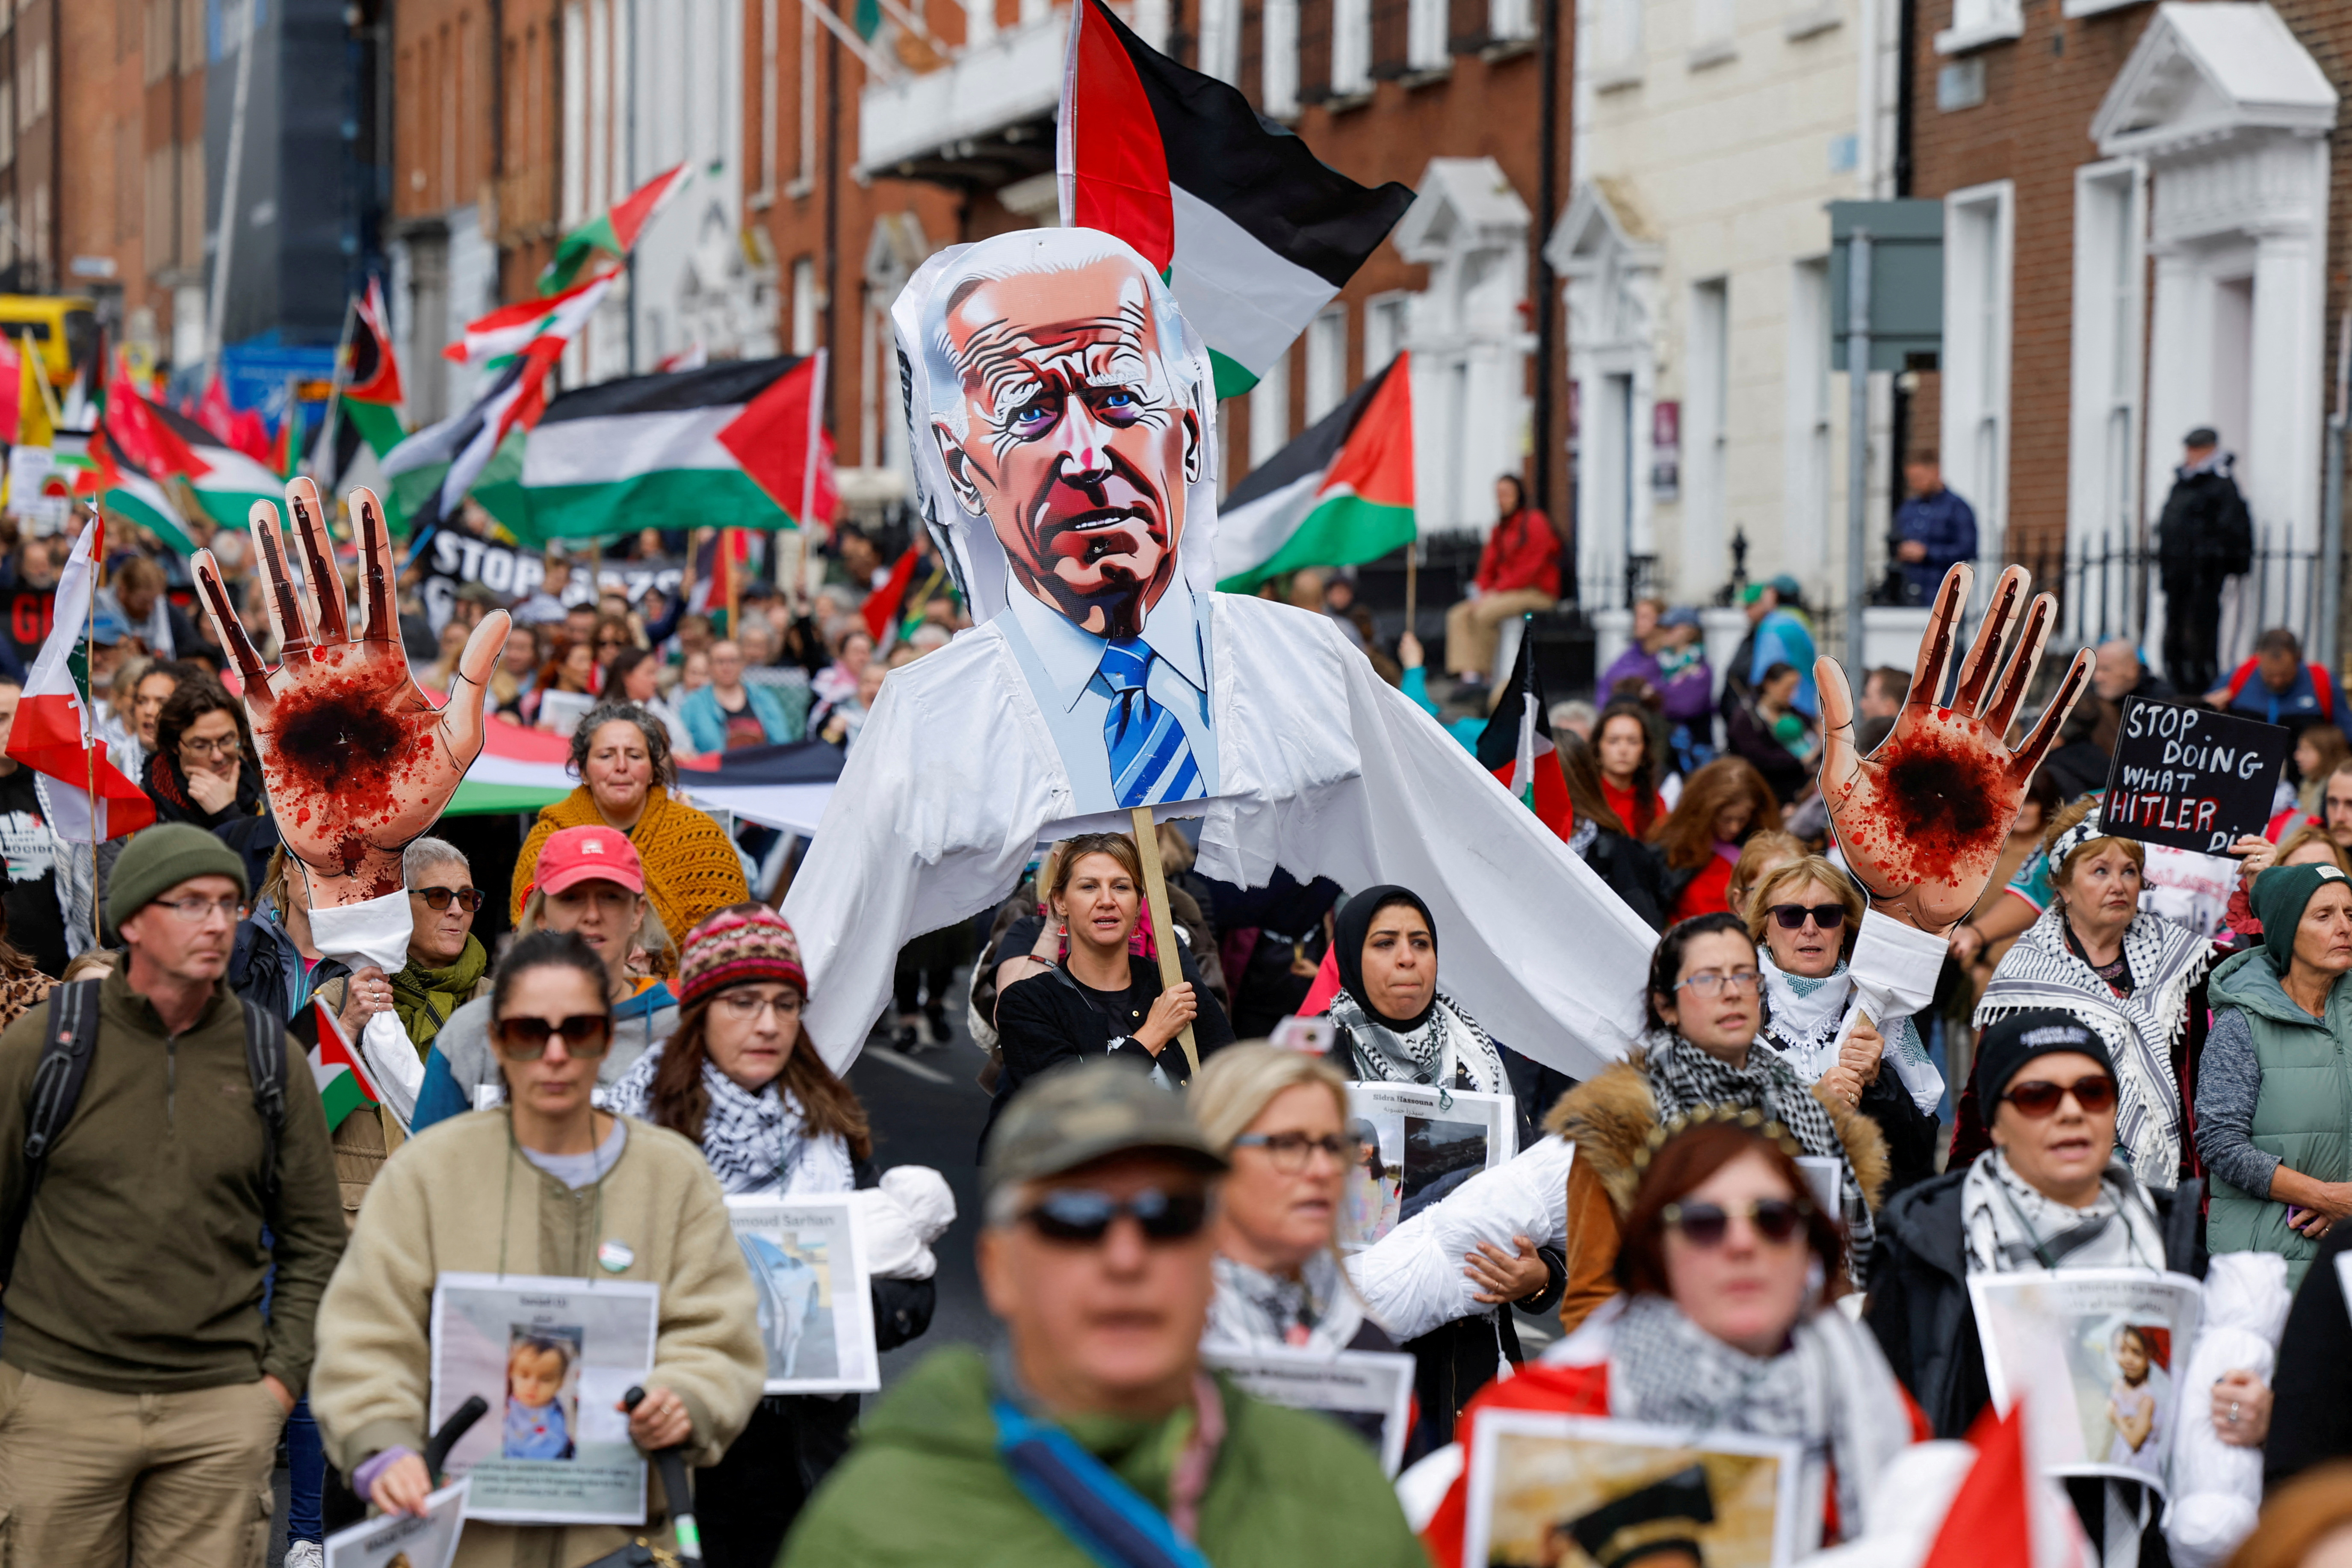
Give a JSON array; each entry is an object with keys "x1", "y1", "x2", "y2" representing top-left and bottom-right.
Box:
[
  {"x1": 403, "y1": 836, "x2": 469, "y2": 886},
  {"x1": 566, "y1": 700, "x2": 679, "y2": 790}
]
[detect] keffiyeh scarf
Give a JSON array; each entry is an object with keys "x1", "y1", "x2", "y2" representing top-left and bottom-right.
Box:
[
  {"x1": 1330, "y1": 988, "x2": 1508, "y2": 1111},
  {"x1": 1760, "y1": 956, "x2": 1944, "y2": 1116},
  {"x1": 607, "y1": 1042, "x2": 857, "y2": 1196},
  {"x1": 1609, "y1": 1293, "x2": 1915, "y2": 1539},
  {"x1": 1203, "y1": 1249, "x2": 1367, "y2": 1355},
  {"x1": 1960, "y1": 1149, "x2": 2166, "y2": 1276},
  {"x1": 1642, "y1": 1030, "x2": 1874, "y2": 1271},
  {"x1": 1976, "y1": 905, "x2": 2213, "y2": 1181}
]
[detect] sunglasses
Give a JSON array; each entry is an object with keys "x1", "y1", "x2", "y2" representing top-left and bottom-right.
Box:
[
  {"x1": 1767, "y1": 902, "x2": 1847, "y2": 930},
  {"x1": 412, "y1": 885, "x2": 486, "y2": 912},
  {"x1": 2001, "y1": 1074, "x2": 2118, "y2": 1119},
  {"x1": 1019, "y1": 1187, "x2": 1211, "y2": 1246},
  {"x1": 1660, "y1": 1196, "x2": 1812, "y2": 1248},
  {"x1": 491, "y1": 1014, "x2": 614, "y2": 1060}
]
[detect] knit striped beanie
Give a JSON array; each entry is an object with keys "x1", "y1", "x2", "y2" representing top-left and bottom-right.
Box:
[{"x1": 678, "y1": 905, "x2": 808, "y2": 1008}]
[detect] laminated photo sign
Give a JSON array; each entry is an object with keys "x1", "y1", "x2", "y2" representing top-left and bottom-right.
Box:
[
  {"x1": 428, "y1": 1273, "x2": 660, "y2": 1525},
  {"x1": 2099, "y1": 697, "x2": 2289, "y2": 854},
  {"x1": 1201, "y1": 1347, "x2": 1415, "y2": 1476},
  {"x1": 1463, "y1": 1411, "x2": 1810, "y2": 1568},
  {"x1": 725, "y1": 1195, "x2": 881, "y2": 1394},
  {"x1": 1339, "y1": 1082, "x2": 1516, "y2": 1252},
  {"x1": 323, "y1": 1479, "x2": 468, "y2": 1568},
  {"x1": 1970, "y1": 1268, "x2": 2204, "y2": 1494}
]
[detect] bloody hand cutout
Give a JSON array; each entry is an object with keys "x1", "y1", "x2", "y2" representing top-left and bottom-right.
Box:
[
  {"x1": 192, "y1": 479, "x2": 509, "y2": 907},
  {"x1": 1817, "y1": 563, "x2": 2092, "y2": 934}
]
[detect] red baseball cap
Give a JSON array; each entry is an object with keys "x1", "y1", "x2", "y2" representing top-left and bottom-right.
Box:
[{"x1": 534, "y1": 825, "x2": 646, "y2": 899}]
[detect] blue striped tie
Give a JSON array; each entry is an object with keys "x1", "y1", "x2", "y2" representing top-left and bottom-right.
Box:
[{"x1": 1098, "y1": 637, "x2": 1201, "y2": 808}]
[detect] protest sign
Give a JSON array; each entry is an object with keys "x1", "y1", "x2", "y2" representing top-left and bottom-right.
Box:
[
  {"x1": 726, "y1": 1195, "x2": 880, "y2": 1394},
  {"x1": 1340, "y1": 1083, "x2": 1516, "y2": 1252},
  {"x1": 2099, "y1": 698, "x2": 2288, "y2": 854},
  {"x1": 1463, "y1": 1411, "x2": 1808, "y2": 1568},
  {"x1": 323, "y1": 1479, "x2": 468, "y2": 1568},
  {"x1": 419, "y1": 530, "x2": 687, "y2": 630},
  {"x1": 1970, "y1": 1267, "x2": 2203, "y2": 1494},
  {"x1": 428, "y1": 1272, "x2": 659, "y2": 1525},
  {"x1": 6, "y1": 446, "x2": 68, "y2": 535},
  {"x1": 1202, "y1": 1347, "x2": 1415, "y2": 1476}
]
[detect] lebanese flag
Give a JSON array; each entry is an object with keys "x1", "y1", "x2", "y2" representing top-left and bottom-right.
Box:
[
  {"x1": 1474, "y1": 623, "x2": 1573, "y2": 844},
  {"x1": 538, "y1": 162, "x2": 695, "y2": 295},
  {"x1": 4, "y1": 518, "x2": 155, "y2": 842},
  {"x1": 307, "y1": 1000, "x2": 382, "y2": 1134},
  {"x1": 1215, "y1": 351, "x2": 1415, "y2": 591},
  {"x1": 1057, "y1": 0, "x2": 1412, "y2": 396}
]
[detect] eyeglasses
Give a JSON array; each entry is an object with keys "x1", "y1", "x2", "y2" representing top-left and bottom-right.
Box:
[
  {"x1": 151, "y1": 894, "x2": 248, "y2": 924},
  {"x1": 1674, "y1": 970, "x2": 1761, "y2": 997},
  {"x1": 1661, "y1": 1196, "x2": 1812, "y2": 1248},
  {"x1": 2001, "y1": 1074, "x2": 2119, "y2": 1119},
  {"x1": 715, "y1": 989, "x2": 803, "y2": 1021},
  {"x1": 178, "y1": 735, "x2": 239, "y2": 758},
  {"x1": 1767, "y1": 903, "x2": 1847, "y2": 931},
  {"x1": 1232, "y1": 1131, "x2": 1352, "y2": 1172},
  {"x1": 411, "y1": 886, "x2": 485, "y2": 912},
  {"x1": 490, "y1": 1014, "x2": 613, "y2": 1060},
  {"x1": 1019, "y1": 1187, "x2": 1211, "y2": 1246}
]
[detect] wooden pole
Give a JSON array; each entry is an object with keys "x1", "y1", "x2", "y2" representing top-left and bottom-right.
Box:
[
  {"x1": 84, "y1": 515, "x2": 99, "y2": 951},
  {"x1": 1404, "y1": 546, "x2": 1418, "y2": 636},
  {"x1": 725, "y1": 526, "x2": 743, "y2": 635},
  {"x1": 1129, "y1": 805, "x2": 1199, "y2": 1075}
]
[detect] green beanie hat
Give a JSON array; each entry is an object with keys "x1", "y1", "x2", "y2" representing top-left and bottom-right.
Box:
[
  {"x1": 2254, "y1": 861, "x2": 2351, "y2": 974},
  {"x1": 106, "y1": 823, "x2": 252, "y2": 931}
]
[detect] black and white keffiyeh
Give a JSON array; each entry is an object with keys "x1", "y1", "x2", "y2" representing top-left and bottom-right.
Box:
[
  {"x1": 1975, "y1": 904, "x2": 2213, "y2": 1180},
  {"x1": 1760, "y1": 956, "x2": 1944, "y2": 1116},
  {"x1": 1330, "y1": 988, "x2": 1508, "y2": 1110},
  {"x1": 1960, "y1": 1148, "x2": 2167, "y2": 1276},
  {"x1": 1203, "y1": 1249, "x2": 1367, "y2": 1355},
  {"x1": 1608, "y1": 1293, "x2": 1915, "y2": 1538},
  {"x1": 607, "y1": 1041, "x2": 857, "y2": 1196},
  {"x1": 1642, "y1": 1030, "x2": 1875, "y2": 1269}
]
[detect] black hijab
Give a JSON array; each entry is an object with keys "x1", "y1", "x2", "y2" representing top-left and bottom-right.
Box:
[{"x1": 1334, "y1": 885, "x2": 1440, "y2": 1031}]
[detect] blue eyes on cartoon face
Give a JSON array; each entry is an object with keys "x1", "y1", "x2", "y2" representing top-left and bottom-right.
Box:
[
  {"x1": 1096, "y1": 387, "x2": 1141, "y2": 423},
  {"x1": 1010, "y1": 396, "x2": 1059, "y2": 433}
]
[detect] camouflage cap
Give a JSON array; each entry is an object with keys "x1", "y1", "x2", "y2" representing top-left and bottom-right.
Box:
[{"x1": 982, "y1": 1058, "x2": 1227, "y2": 1199}]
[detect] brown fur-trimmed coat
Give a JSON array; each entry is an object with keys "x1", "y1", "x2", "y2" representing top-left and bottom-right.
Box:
[{"x1": 1544, "y1": 1051, "x2": 1891, "y2": 1333}]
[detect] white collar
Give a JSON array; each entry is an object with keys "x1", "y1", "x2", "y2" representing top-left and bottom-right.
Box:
[{"x1": 1004, "y1": 576, "x2": 1208, "y2": 714}]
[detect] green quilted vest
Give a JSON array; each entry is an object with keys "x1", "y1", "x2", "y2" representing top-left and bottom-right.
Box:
[{"x1": 2205, "y1": 947, "x2": 2352, "y2": 1290}]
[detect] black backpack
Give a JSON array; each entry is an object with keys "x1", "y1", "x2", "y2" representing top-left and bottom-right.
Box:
[{"x1": 1, "y1": 979, "x2": 288, "y2": 1282}]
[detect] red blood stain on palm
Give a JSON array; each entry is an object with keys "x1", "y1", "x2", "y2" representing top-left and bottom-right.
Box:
[
  {"x1": 263, "y1": 673, "x2": 428, "y2": 875},
  {"x1": 1845, "y1": 728, "x2": 2010, "y2": 886}
]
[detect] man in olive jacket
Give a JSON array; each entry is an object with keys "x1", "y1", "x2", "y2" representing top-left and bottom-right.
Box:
[
  {"x1": 780, "y1": 1058, "x2": 1426, "y2": 1568},
  {"x1": 0, "y1": 824, "x2": 346, "y2": 1565}
]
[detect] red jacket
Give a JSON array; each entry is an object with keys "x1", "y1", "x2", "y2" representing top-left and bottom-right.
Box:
[{"x1": 1474, "y1": 508, "x2": 1562, "y2": 598}]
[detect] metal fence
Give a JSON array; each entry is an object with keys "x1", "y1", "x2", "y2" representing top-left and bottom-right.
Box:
[{"x1": 2016, "y1": 529, "x2": 2334, "y2": 674}]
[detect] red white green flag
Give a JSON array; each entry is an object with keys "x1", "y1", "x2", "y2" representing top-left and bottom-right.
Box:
[
  {"x1": 538, "y1": 163, "x2": 696, "y2": 295},
  {"x1": 4, "y1": 518, "x2": 155, "y2": 842},
  {"x1": 1474, "y1": 620, "x2": 1574, "y2": 845},
  {"x1": 1214, "y1": 353, "x2": 1415, "y2": 592},
  {"x1": 308, "y1": 999, "x2": 381, "y2": 1133}
]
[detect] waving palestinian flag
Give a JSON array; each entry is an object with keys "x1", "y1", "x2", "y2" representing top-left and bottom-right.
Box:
[
  {"x1": 1215, "y1": 352, "x2": 1413, "y2": 591},
  {"x1": 5, "y1": 518, "x2": 154, "y2": 842},
  {"x1": 1475, "y1": 622, "x2": 1573, "y2": 844},
  {"x1": 308, "y1": 1001, "x2": 382, "y2": 1133},
  {"x1": 1057, "y1": 0, "x2": 1413, "y2": 397},
  {"x1": 539, "y1": 163, "x2": 695, "y2": 295}
]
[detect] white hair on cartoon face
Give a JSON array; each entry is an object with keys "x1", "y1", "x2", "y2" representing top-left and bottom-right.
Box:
[{"x1": 889, "y1": 226, "x2": 1223, "y2": 625}]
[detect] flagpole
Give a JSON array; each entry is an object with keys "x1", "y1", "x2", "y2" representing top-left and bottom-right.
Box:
[
  {"x1": 312, "y1": 292, "x2": 358, "y2": 490},
  {"x1": 83, "y1": 508, "x2": 99, "y2": 952},
  {"x1": 1129, "y1": 806, "x2": 1199, "y2": 1076},
  {"x1": 725, "y1": 528, "x2": 742, "y2": 635}
]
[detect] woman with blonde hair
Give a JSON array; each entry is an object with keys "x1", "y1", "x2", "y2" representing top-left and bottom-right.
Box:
[
  {"x1": 1648, "y1": 756, "x2": 1783, "y2": 921},
  {"x1": 1724, "y1": 829, "x2": 1806, "y2": 921}
]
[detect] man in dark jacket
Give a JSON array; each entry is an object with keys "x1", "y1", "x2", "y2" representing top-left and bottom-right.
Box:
[
  {"x1": 2089, "y1": 638, "x2": 2176, "y2": 756},
  {"x1": 2156, "y1": 427, "x2": 2254, "y2": 696},
  {"x1": 0, "y1": 824, "x2": 346, "y2": 1564},
  {"x1": 1893, "y1": 452, "x2": 1978, "y2": 605}
]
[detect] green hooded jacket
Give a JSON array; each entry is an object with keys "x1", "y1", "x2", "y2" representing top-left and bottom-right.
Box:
[
  {"x1": 2205, "y1": 944, "x2": 2352, "y2": 1288},
  {"x1": 777, "y1": 1347, "x2": 1426, "y2": 1568}
]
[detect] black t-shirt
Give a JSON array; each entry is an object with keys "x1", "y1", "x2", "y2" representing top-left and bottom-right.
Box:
[
  {"x1": 1071, "y1": 975, "x2": 1152, "y2": 1043},
  {"x1": 0, "y1": 764, "x2": 66, "y2": 976},
  {"x1": 0, "y1": 579, "x2": 54, "y2": 673}
]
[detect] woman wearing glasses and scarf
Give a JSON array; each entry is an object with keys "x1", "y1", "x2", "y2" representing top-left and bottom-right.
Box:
[
  {"x1": 310, "y1": 929, "x2": 767, "y2": 1568},
  {"x1": 1748, "y1": 856, "x2": 1944, "y2": 1197},
  {"x1": 606, "y1": 904, "x2": 946, "y2": 1567},
  {"x1": 1416, "y1": 1116, "x2": 1924, "y2": 1565},
  {"x1": 1550, "y1": 912, "x2": 1888, "y2": 1334}
]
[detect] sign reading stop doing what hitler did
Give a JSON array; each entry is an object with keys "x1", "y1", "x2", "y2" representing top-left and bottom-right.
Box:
[{"x1": 2100, "y1": 697, "x2": 2289, "y2": 854}]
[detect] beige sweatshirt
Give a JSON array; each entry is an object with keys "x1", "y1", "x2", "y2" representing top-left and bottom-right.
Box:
[{"x1": 310, "y1": 1108, "x2": 764, "y2": 1567}]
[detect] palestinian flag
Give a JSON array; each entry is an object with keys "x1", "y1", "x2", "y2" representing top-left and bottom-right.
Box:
[
  {"x1": 141, "y1": 401, "x2": 287, "y2": 530},
  {"x1": 516, "y1": 354, "x2": 833, "y2": 542},
  {"x1": 307, "y1": 1001, "x2": 381, "y2": 1133},
  {"x1": 61, "y1": 433, "x2": 201, "y2": 556},
  {"x1": 445, "y1": 272, "x2": 610, "y2": 376},
  {"x1": 3, "y1": 518, "x2": 154, "y2": 842},
  {"x1": 860, "y1": 546, "x2": 920, "y2": 644},
  {"x1": 1214, "y1": 351, "x2": 1413, "y2": 592},
  {"x1": 340, "y1": 275, "x2": 408, "y2": 460},
  {"x1": 1057, "y1": 0, "x2": 1413, "y2": 397},
  {"x1": 539, "y1": 163, "x2": 694, "y2": 295},
  {"x1": 1474, "y1": 620, "x2": 1573, "y2": 844}
]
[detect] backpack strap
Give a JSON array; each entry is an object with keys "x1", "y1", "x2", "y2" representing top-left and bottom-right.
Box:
[
  {"x1": 239, "y1": 998, "x2": 287, "y2": 1216},
  {"x1": 2, "y1": 978, "x2": 104, "y2": 1282}
]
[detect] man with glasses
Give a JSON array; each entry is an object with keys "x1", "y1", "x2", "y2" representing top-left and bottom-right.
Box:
[
  {"x1": 0, "y1": 823, "x2": 346, "y2": 1564},
  {"x1": 782, "y1": 1058, "x2": 1425, "y2": 1567}
]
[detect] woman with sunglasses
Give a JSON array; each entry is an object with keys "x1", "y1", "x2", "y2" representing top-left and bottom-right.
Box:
[
  {"x1": 312, "y1": 837, "x2": 490, "y2": 1059},
  {"x1": 606, "y1": 904, "x2": 944, "y2": 1567},
  {"x1": 311, "y1": 929, "x2": 767, "y2": 1564},
  {"x1": 1417, "y1": 1116, "x2": 1924, "y2": 1565},
  {"x1": 1748, "y1": 855, "x2": 1943, "y2": 1197},
  {"x1": 410, "y1": 824, "x2": 680, "y2": 1131},
  {"x1": 1551, "y1": 912, "x2": 1886, "y2": 1334},
  {"x1": 1868, "y1": 1010, "x2": 2249, "y2": 1562},
  {"x1": 2197, "y1": 862, "x2": 2352, "y2": 1288},
  {"x1": 1965, "y1": 797, "x2": 2216, "y2": 1181}
]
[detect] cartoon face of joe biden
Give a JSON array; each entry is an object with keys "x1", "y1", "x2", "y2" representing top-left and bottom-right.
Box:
[{"x1": 929, "y1": 243, "x2": 1203, "y2": 640}]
